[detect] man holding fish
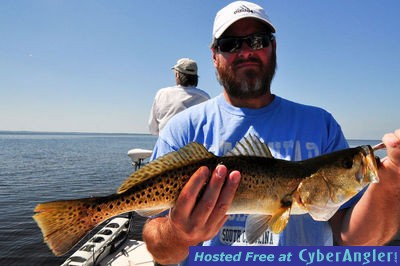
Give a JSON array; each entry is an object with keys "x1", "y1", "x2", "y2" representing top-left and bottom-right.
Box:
[{"x1": 142, "y1": 1, "x2": 400, "y2": 265}]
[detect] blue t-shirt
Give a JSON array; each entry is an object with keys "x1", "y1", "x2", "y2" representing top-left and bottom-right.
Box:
[{"x1": 151, "y1": 94, "x2": 354, "y2": 262}]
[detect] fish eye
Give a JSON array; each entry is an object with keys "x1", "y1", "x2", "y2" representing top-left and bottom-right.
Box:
[{"x1": 342, "y1": 158, "x2": 353, "y2": 169}]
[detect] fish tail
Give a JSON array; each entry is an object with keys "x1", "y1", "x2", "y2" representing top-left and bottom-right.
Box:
[{"x1": 33, "y1": 197, "x2": 116, "y2": 256}]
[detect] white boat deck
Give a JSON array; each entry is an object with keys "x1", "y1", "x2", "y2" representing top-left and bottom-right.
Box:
[{"x1": 99, "y1": 239, "x2": 154, "y2": 266}]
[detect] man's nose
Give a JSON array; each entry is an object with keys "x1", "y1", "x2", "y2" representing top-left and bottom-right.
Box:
[{"x1": 237, "y1": 41, "x2": 254, "y2": 56}]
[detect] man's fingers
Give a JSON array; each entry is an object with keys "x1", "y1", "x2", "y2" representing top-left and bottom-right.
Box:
[
  {"x1": 172, "y1": 166, "x2": 210, "y2": 223},
  {"x1": 382, "y1": 129, "x2": 400, "y2": 168},
  {"x1": 191, "y1": 165, "x2": 228, "y2": 223},
  {"x1": 169, "y1": 165, "x2": 241, "y2": 243},
  {"x1": 206, "y1": 170, "x2": 241, "y2": 227}
]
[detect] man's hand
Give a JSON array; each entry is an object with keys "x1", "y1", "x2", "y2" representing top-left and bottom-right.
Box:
[{"x1": 143, "y1": 164, "x2": 241, "y2": 264}]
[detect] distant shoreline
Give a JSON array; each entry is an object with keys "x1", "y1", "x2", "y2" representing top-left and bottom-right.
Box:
[{"x1": 0, "y1": 130, "x2": 152, "y2": 136}]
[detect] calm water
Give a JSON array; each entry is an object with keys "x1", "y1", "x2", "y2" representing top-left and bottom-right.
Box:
[
  {"x1": 0, "y1": 132, "x2": 157, "y2": 266},
  {"x1": 0, "y1": 133, "x2": 386, "y2": 265}
]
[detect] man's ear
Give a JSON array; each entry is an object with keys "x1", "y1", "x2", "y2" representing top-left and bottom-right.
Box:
[{"x1": 211, "y1": 48, "x2": 218, "y2": 66}]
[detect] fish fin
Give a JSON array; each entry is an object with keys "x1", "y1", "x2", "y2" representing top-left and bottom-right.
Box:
[
  {"x1": 268, "y1": 206, "x2": 291, "y2": 234},
  {"x1": 117, "y1": 142, "x2": 216, "y2": 194},
  {"x1": 244, "y1": 207, "x2": 290, "y2": 243},
  {"x1": 33, "y1": 197, "x2": 112, "y2": 256},
  {"x1": 245, "y1": 214, "x2": 272, "y2": 244},
  {"x1": 306, "y1": 203, "x2": 341, "y2": 221},
  {"x1": 225, "y1": 134, "x2": 274, "y2": 158},
  {"x1": 135, "y1": 207, "x2": 170, "y2": 217}
]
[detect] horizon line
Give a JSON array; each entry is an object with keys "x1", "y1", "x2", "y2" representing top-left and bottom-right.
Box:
[
  {"x1": 0, "y1": 130, "x2": 380, "y2": 141},
  {"x1": 0, "y1": 130, "x2": 153, "y2": 136}
]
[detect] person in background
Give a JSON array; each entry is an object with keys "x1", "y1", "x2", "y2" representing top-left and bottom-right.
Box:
[
  {"x1": 143, "y1": 1, "x2": 400, "y2": 265},
  {"x1": 148, "y1": 58, "x2": 210, "y2": 135}
]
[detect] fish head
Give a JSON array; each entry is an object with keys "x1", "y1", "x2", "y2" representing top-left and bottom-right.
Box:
[
  {"x1": 321, "y1": 145, "x2": 379, "y2": 195},
  {"x1": 296, "y1": 145, "x2": 380, "y2": 221}
]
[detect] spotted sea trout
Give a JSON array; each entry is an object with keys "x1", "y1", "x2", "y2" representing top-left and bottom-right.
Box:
[{"x1": 33, "y1": 135, "x2": 379, "y2": 256}]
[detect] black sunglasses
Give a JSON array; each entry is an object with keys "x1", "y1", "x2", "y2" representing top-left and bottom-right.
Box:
[{"x1": 214, "y1": 32, "x2": 275, "y2": 53}]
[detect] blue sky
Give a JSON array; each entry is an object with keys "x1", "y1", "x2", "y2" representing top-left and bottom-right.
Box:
[{"x1": 0, "y1": 0, "x2": 399, "y2": 139}]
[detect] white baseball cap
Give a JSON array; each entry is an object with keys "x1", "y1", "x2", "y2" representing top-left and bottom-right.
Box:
[
  {"x1": 171, "y1": 58, "x2": 198, "y2": 75},
  {"x1": 213, "y1": 1, "x2": 276, "y2": 40}
]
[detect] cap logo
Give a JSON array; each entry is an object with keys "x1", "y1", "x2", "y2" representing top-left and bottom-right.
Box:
[{"x1": 234, "y1": 5, "x2": 254, "y2": 15}]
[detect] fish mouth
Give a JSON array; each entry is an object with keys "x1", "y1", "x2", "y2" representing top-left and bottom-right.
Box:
[{"x1": 359, "y1": 145, "x2": 379, "y2": 184}]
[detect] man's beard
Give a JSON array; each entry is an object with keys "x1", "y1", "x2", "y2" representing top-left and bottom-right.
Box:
[{"x1": 216, "y1": 52, "x2": 276, "y2": 99}]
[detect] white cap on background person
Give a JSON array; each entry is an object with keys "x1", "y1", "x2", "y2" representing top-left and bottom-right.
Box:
[{"x1": 171, "y1": 58, "x2": 198, "y2": 75}]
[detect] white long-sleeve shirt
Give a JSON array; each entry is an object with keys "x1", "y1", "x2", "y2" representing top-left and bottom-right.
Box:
[{"x1": 148, "y1": 85, "x2": 210, "y2": 135}]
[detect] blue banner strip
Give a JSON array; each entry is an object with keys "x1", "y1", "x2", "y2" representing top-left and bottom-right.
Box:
[{"x1": 189, "y1": 246, "x2": 399, "y2": 265}]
